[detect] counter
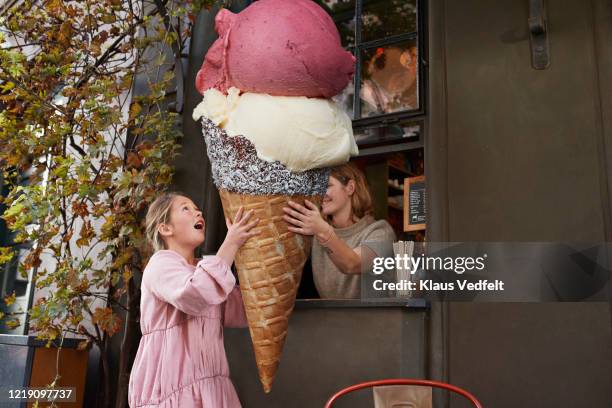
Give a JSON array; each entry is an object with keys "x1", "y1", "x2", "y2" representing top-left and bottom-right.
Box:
[{"x1": 225, "y1": 298, "x2": 429, "y2": 408}]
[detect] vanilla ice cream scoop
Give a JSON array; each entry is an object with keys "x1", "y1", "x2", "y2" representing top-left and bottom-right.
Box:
[{"x1": 193, "y1": 88, "x2": 358, "y2": 172}]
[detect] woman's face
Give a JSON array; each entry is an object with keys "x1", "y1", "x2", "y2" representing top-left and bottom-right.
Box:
[
  {"x1": 321, "y1": 176, "x2": 353, "y2": 216},
  {"x1": 161, "y1": 196, "x2": 205, "y2": 248}
]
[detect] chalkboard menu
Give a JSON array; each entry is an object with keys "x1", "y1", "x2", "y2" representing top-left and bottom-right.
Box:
[{"x1": 404, "y1": 176, "x2": 426, "y2": 231}]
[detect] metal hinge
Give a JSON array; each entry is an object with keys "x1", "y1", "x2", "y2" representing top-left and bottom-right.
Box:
[{"x1": 528, "y1": 0, "x2": 550, "y2": 69}]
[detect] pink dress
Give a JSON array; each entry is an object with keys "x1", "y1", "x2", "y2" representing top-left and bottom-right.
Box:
[{"x1": 128, "y1": 250, "x2": 248, "y2": 408}]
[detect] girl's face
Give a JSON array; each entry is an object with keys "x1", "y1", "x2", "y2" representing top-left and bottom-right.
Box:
[
  {"x1": 321, "y1": 176, "x2": 354, "y2": 216},
  {"x1": 159, "y1": 196, "x2": 205, "y2": 249}
]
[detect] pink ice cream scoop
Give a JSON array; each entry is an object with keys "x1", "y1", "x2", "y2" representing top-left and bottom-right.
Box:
[{"x1": 195, "y1": 0, "x2": 356, "y2": 98}]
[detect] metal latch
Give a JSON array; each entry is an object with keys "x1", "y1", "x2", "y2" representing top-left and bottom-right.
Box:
[{"x1": 528, "y1": 0, "x2": 550, "y2": 69}]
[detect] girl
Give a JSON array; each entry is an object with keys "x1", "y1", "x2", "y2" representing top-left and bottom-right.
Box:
[
  {"x1": 283, "y1": 163, "x2": 396, "y2": 299},
  {"x1": 128, "y1": 192, "x2": 258, "y2": 407}
]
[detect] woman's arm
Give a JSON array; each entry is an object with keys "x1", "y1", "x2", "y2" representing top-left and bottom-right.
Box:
[
  {"x1": 316, "y1": 225, "x2": 363, "y2": 274},
  {"x1": 283, "y1": 200, "x2": 362, "y2": 275}
]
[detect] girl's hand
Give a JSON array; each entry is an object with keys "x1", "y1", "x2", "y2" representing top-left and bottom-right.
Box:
[
  {"x1": 282, "y1": 200, "x2": 330, "y2": 237},
  {"x1": 225, "y1": 207, "x2": 260, "y2": 248}
]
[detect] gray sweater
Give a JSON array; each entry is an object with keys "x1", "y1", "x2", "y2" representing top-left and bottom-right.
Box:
[{"x1": 312, "y1": 215, "x2": 396, "y2": 299}]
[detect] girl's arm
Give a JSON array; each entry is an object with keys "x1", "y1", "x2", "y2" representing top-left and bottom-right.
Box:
[
  {"x1": 223, "y1": 286, "x2": 248, "y2": 328},
  {"x1": 145, "y1": 251, "x2": 236, "y2": 315},
  {"x1": 217, "y1": 207, "x2": 260, "y2": 266}
]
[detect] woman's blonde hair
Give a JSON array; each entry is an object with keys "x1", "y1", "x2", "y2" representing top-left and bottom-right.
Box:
[
  {"x1": 145, "y1": 192, "x2": 181, "y2": 252},
  {"x1": 329, "y1": 163, "x2": 373, "y2": 220}
]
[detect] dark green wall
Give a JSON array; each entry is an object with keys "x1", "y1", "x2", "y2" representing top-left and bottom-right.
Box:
[
  {"x1": 427, "y1": 0, "x2": 612, "y2": 406},
  {"x1": 225, "y1": 304, "x2": 428, "y2": 407}
]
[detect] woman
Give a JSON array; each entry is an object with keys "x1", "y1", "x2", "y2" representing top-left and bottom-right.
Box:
[{"x1": 283, "y1": 163, "x2": 396, "y2": 299}]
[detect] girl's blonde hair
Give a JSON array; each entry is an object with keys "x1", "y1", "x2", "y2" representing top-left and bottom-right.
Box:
[
  {"x1": 329, "y1": 163, "x2": 373, "y2": 220},
  {"x1": 145, "y1": 192, "x2": 181, "y2": 252}
]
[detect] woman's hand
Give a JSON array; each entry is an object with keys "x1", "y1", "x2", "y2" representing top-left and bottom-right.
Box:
[
  {"x1": 282, "y1": 200, "x2": 330, "y2": 238},
  {"x1": 225, "y1": 207, "x2": 260, "y2": 248}
]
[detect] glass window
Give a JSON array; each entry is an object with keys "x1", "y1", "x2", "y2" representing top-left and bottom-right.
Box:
[
  {"x1": 0, "y1": 174, "x2": 33, "y2": 335},
  {"x1": 361, "y1": 0, "x2": 418, "y2": 42},
  {"x1": 316, "y1": 0, "x2": 356, "y2": 47},
  {"x1": 316, "y1": 0, "x2": 424, "y2": 133},
  {"x1": 353, "y1": 119, "x2": 421, "y2": 147},
  {"x1": 360, "y1": 40, "x2": 419, "y2": 117}
]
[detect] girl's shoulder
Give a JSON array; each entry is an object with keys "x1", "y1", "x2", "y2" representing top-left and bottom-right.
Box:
[
  {"x1": 148, "y1": 249, "x2": 184, "y2": 262},
  {"x1": 144, "y1": 250, "x2": 189, "y2": 272}
]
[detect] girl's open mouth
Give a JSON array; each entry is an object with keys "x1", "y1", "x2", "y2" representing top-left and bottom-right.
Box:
[{"x1": 194, "y1": 221, "x2": 204, "y2": 230}]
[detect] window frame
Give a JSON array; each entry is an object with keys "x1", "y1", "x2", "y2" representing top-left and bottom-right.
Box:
[{"x1": 335, "y1": 0, "x2": 428, "y2": 130}]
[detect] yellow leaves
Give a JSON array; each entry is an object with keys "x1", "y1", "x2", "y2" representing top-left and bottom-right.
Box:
[
  {"x1": 69, "y1": 313, "x2": 83, "y2": 327},
  {"x1": 62, "y1": 229, "x2": 73, "y2": 243},
  {"x1": 4, "y1": 292, "x2": 16, "y2": 306},
  {"x1": 65, "y1": 268, "x2": 79, "y2": 289},
  {"x1": 61, "y1": 87, "x2": 78, "y2": 98},
  {"x1": 58, "y1": 21, "x2": 73, "y2": 45},
  {"x1": 40, "y1": 327, "x2": 60, "y2": 344},
  {"x1": 122, "y1": 265, "x2": 133, "y2": 284},
  {"x1": 5, "y1": 318, "x2": 21, "y2": 330},
  {"x1": 0, "y1": 247, "x2": 15, "y2": 265},
  {"x1": 112, "y1": 248, "x2": 133, "y2": 270},
  {"x1": 1, "y1": 81, "x2": 15, "y2": 92},
  {"x1": 23, "y1": 247, "x2": 42, "y2": 269},
  {"x1": 92, "y1": 307, "x2": 121, "y2": 335},
  {"x1": 3, "y1": 199, "x2": 26, "y2": 226},
  {"x1": 126, "y1": 152, "x2": 142, "y2": 169},
  {"x1": 72, "y1": 201, "x2": 89, "y2": 218},
  {"x1": 100, "y1": 12, "x2": 117, "y2": 25},
  {"x1": 129, "y1": 103, "x2": 142, "y2": 121},
  {"x1": 65, "y1": 4, "x2": 79, "y2": 18},
  {"x1": 76, "y1": 220, "x2": 94, "y2": 248},
  {"x1": 100, "y1": 214, "x2": 115, "y2": 239},
  {"x1": 45, "y1": 0, "x2": 63, "y2": 17},
  {"x1": 90, "y1": 42, "x2": 101, "y2": 56}
]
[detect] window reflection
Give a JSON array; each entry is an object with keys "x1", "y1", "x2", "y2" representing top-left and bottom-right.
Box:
[
  {"x1": 361, "y1": 0, "x2": 417, "y2": 42},
  {"x1": 314, "y1": 0, "x2": 356, "y2": 47},
  {"x1": 362, "y1": 0, "x2": 418, "y2": 42},
  {"x1": 360, "y1": 41, "x2": 419, "y2": 117},
  {"x1": 339, "y1": 18, "x2": 356, "y2": 48},
  {"x1": 354, "y1": 120, "x2": 420, "y2": 146},
  {"x1": 333, "y1": 78, "x2": 355, "y2": 120}
]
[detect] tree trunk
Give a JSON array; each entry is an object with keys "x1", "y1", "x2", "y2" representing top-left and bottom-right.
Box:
[
  {"x1": 96, "y1": 337, "x2": 112, "y2": 408},
  {"x1": 114, "y1": 275, "x2": 142, "y2": 408}
]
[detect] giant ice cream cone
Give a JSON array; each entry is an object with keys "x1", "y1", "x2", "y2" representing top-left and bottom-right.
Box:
[
  {"x1": 198, "y1": 119, "x2": 332, "y2": 392},
  {"x1": 193, "y1": 0, "x2": 358, "y2": 392},
  {"x1": 219, "y1": 191, "x2": 320, "y2": 392}
]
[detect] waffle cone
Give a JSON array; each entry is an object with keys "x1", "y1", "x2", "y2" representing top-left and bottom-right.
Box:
[{"x1": 219, "y1": 189, "x2": 320, "y2": 393}]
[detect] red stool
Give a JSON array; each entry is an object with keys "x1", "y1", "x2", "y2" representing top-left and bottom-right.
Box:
[{"x1": 324, "y1": 379, "x2": 483, "y2": 408}]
